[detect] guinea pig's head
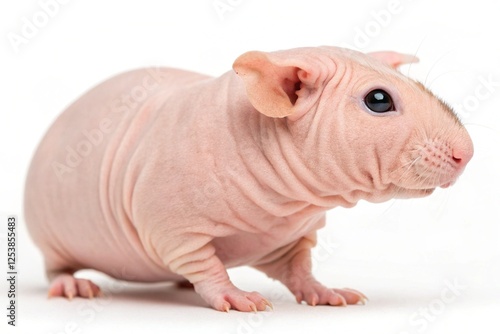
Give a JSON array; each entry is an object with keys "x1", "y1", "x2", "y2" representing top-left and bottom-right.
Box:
[{"x1": 233, "y1": 47, "x2": 473, "y2": 200}]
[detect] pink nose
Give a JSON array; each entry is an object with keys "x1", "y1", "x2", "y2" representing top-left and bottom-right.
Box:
[{"x1": 452, "y1": 143, "x2": 474, "y2": 169}]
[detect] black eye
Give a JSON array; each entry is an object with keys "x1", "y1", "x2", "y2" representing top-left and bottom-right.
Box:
[{"x1": 364, "y1": 89, "x2": 394, "y2": 113}]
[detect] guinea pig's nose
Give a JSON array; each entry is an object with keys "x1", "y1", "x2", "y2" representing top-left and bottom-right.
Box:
[{"x1": 451, "y1": 141, "x2": 474, "y2": 168}]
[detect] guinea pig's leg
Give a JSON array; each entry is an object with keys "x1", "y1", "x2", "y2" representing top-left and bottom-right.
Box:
[
  {"x1": 165, "y1": 241, "x2": 272, "y2": 312},
  {"x1": 45, "y1": 267, "x2": 101, "y2": 300},
  {"x1": 254, "y1": 233, "x2": 367, "y2": 306},
  {"x1": 43, "y1": 251, "x2": 101, "y2": 299}
]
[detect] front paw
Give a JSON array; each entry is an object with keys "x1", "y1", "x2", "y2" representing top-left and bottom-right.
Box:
[
  {"x1": 196, "y1": 283, "x2": 273, "y2": 312},
  {"x1": 291, "y1": 280, "x2": 368, "y2": 306}
]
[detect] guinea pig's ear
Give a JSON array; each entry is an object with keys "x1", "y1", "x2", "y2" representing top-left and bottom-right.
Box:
[
  {"x1": 233, "y1": 51, "x2": 326, "y2": 120},
  {"x1": 368, "y1": 51, "x2": 419, "y2": 69}
]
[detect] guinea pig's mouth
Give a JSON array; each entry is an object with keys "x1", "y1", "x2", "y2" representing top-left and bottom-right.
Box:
[
  {"x1": 392, "y1": 177, "x2": 457, "y2": 198},
  {"x1": 392, "y1": 160, "x2": 461, "y2": 194},
  {"x1": 414, "y1": 173, "x2": 458, "y2": 190},
  {"x1": 391, "y1": 186, "x2": 435, "y2": 199},
  {"x1": 439, "y1": 181, "x2": 454, "y2": 189},
  {"x1": 407, "y1": 178, "x2": 455, "y2": 191}
]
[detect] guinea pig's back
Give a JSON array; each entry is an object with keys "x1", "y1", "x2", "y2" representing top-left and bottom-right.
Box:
[{"x1": 23, "y1": 68, "x2": 210, "y2": 281}]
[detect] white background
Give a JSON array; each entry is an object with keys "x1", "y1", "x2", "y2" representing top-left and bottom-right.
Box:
[{"x1": 1, "y1": 0, "x2": 499, "y2": 333}]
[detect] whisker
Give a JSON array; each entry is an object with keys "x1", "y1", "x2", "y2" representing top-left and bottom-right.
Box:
[
  {"x1": 398, "y1": 156, "x2": 421, "y2": 181},
  {"x1": 379, "y1": 180, "x2": 412, "y2": 219},
  {"x1": 416, "y1": 169, "x2": 434, "y2": 190},
  {"x1": 427, "y1": 70, "x2": 461, "y2": 91},
  {"x1": 378, "y1": 198, "x2": 399, "y2": 220},
  {"x1": 389, "y1": 157, "x2": 420, "y2": 175},
  {"x1": 463, "y1": 123, "x2": 500, "y2": 135},
  {"x1": 435, "y1": 187, "x2": 452, "y2": 222},
  {"x1": 406, "y1": 36, "x2": 428, "y2": 78},
  {"x1": 387, "y1": 156, "x2": 422, "y2": 201},
  {"x1": 424, "y1": 48, "x2": 459, "y2": 87}
]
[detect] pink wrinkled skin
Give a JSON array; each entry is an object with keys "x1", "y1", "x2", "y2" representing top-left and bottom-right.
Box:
[{"x1": 24, "y1": 46, "x2": 473, "y2": 312}]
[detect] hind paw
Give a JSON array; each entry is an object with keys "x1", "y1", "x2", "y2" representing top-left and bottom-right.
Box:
[{"x1": 48, "y1": 273, "x2": 102, "y2": 300}]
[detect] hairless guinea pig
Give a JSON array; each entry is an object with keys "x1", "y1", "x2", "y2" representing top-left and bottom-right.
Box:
[{"x1": 24, "y1": 46, "x2": 473, "y2": 312}]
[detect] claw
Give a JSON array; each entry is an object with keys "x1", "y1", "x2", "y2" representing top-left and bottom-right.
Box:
[
  {"x1": 338, "y1": 294, "x2": 347, "y2": 307},
  {"x1": 264, "y1": 300, "x2": 274, "y2": 311},
  {"x1": 222, "y1": 302, "x2": 231, "y2": 313},
  {"x1": 250, "y1": 304, "x2": 257, "y2": 313},
  {"x1": 358, "y1": 297, "x2": 368, "y2": 305},
  {"x1": 87, "y1": 288, "x2": 94, "y2": 299},
  {"x1": 47, "y1": 290, "x2": 54, "y2": 299},
  {"x1": 343, "y1": 287, "x2": 369, "y2": 301}
]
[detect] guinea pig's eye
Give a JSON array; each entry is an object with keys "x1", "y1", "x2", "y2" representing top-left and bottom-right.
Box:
[{"x1": 364, "y1": 89, "x2": 395, "y2": 113}]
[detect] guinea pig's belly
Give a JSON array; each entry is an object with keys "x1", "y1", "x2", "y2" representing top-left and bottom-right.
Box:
[
  {"x1": 90, "y1": 251, "x2": 184, "y2": 283},
  {"x1": 212, "y1": 233, "x2": 297, "y2": 268}
]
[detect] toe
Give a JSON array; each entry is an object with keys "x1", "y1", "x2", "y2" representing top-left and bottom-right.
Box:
[
  {"x1": 333, "y1": 288, "x2": 368, "y2": 305},
  {"x1": 62, "y1": 277, "x2": 78, "y2": 300},
  {"x1": 48, "y1": 274, "x2": 101, "y2": 300},
  {"x1": 212, "y1": 290, "x2": 270, "y2": 312},
  {"x1": 294, "y1": 292, "x2": 304, "y2": 304},
  {"x1": 76, "y1": 279, "x2": 101, "y2": 299},
  {"x1": 327, "y1": 292, "x2": 347, "y2": 306},
  {"x1": 304, "y1": 292, "x2": 320, "y2": 306},
  {"x1": 246, "y1": 292, "x2": 272, "y2": 311},
  {"x1": 226, "y1": 294, "x2": 257, "y2": 312}
]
